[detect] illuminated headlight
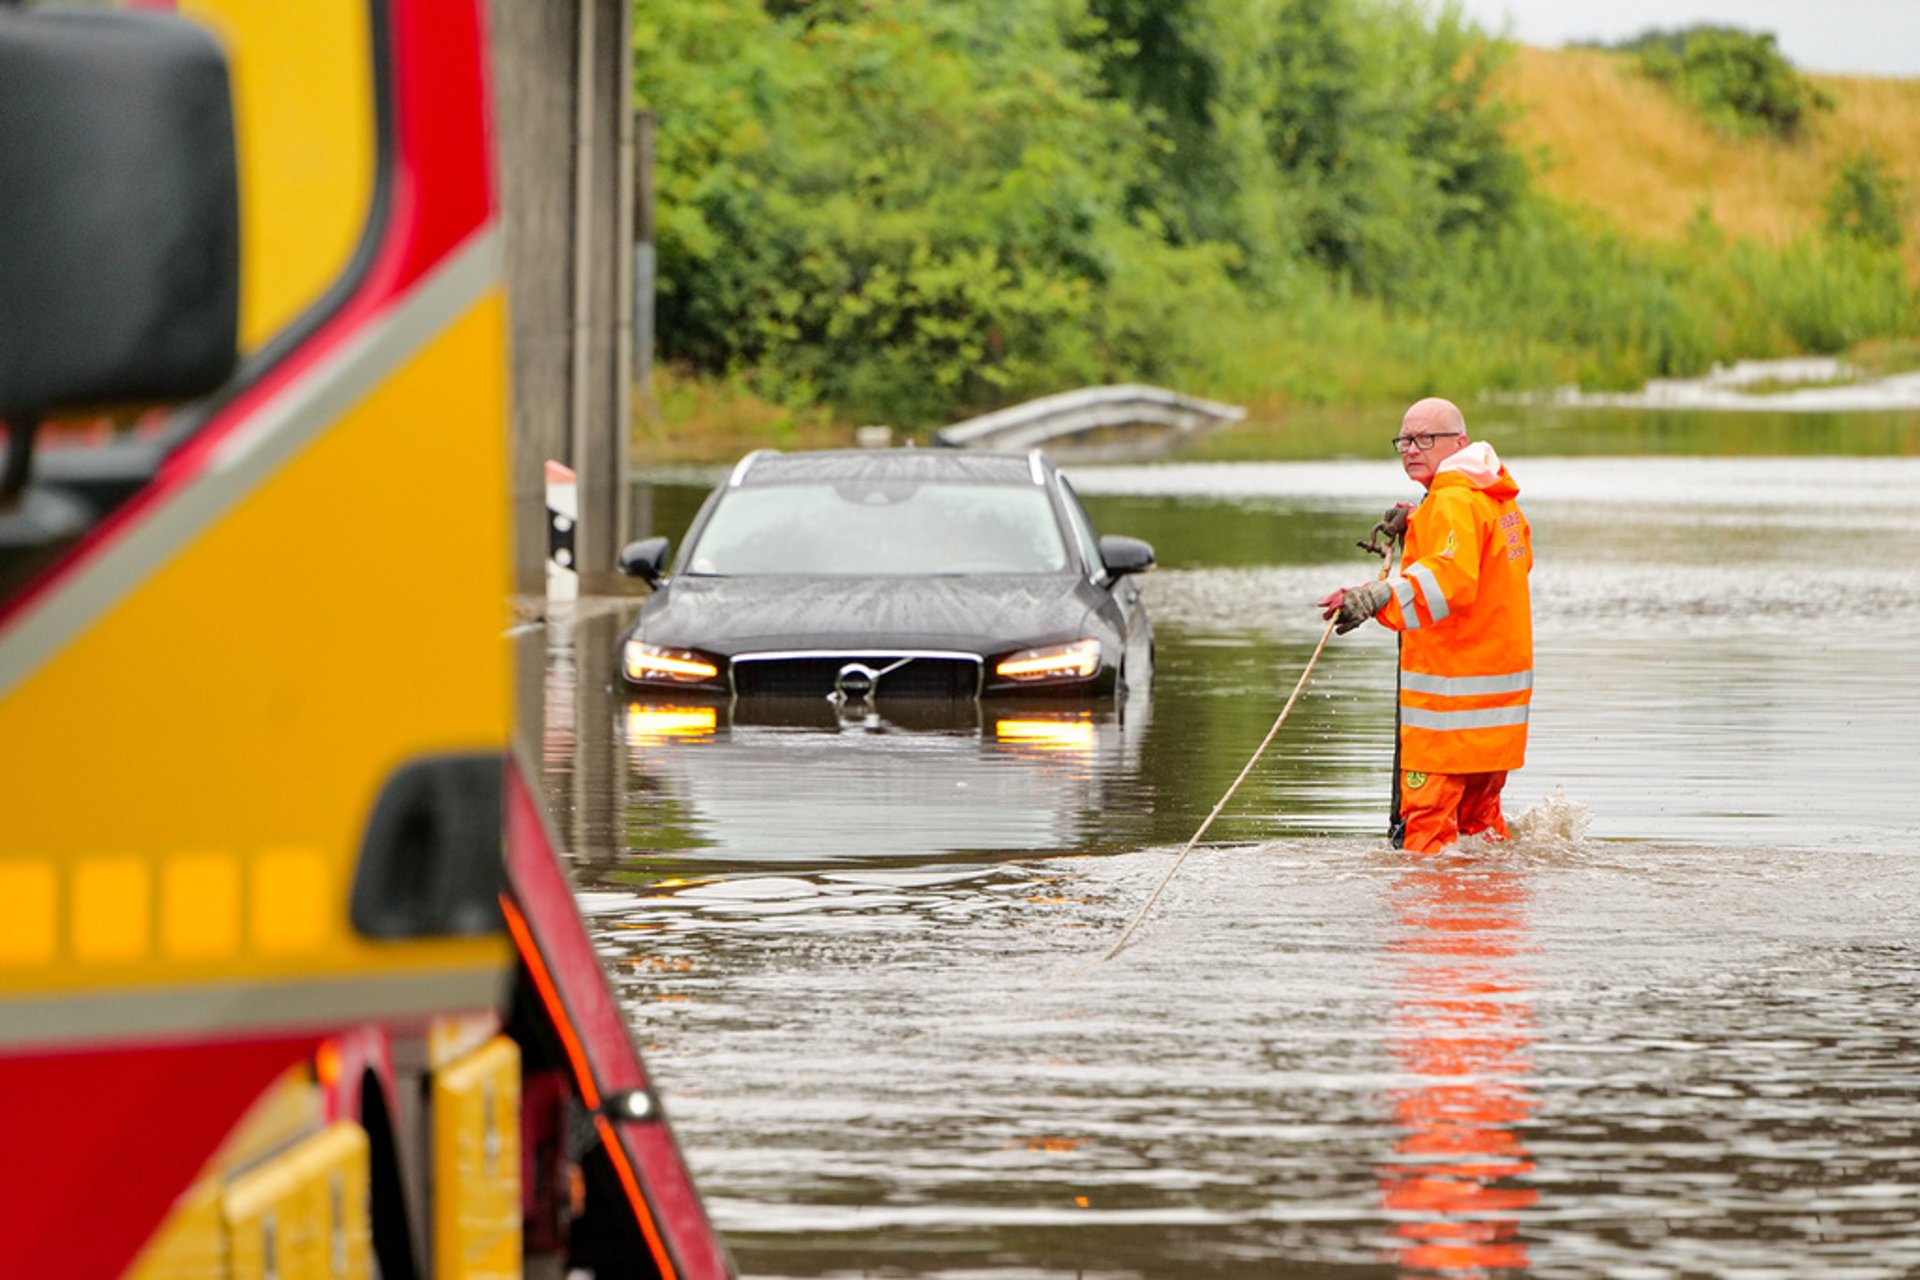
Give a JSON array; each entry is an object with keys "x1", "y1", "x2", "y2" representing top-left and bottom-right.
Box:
[
  {"x1": 623, "y1": 640, "x2": 722, "y2": 685},
  {"x1": 995, "y1": 638, "x2": 1102, "y2": 682}
]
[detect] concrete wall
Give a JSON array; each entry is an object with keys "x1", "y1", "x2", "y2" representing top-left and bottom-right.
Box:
[{"x1": 488, "y1": 0, "x2": 632, "y2": 601}]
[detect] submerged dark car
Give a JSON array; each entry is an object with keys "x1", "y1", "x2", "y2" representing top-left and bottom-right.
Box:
[{"x1": 615, "y1": 448, "x2": 1155, "y2": 701}]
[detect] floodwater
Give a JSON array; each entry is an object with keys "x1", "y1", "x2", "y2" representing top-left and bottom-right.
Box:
[{"x1": 531, "y1": 421, "x2": 1920, "y2": 1277}]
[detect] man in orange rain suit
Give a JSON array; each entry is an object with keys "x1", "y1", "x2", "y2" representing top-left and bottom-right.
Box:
[{"x1": 1317, "y1": 397, "x2": 1534, "y2": 854}]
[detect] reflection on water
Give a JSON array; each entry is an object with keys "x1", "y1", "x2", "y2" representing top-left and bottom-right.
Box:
[
  {"x1": 1381, "y1": 863, "x2": 1538, "y2": 1275},
  {"x1": 627, "y1": 703, "x2": 719, "y2": 741},
  {"x1": 528, "y1": 447, "x2": 1920, "y2": 1277},
  {"x1": 557, "y1": 832, "x2": 1920, "y2": 1278},
  {"x1": 616, "y1": 695, "x2": 1147, "y2": 864}
]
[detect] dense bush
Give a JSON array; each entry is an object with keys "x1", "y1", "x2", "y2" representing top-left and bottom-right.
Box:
[
  {"x1": 1621, "y1": 25, "x2": 1831, "y2": 140},
  {"x1": 1824, "y1": 151, "x2": 1909, "y2": 249}
]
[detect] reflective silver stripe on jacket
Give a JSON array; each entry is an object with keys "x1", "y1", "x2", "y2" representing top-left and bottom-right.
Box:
[
  {"x1": 1400, "y1": 668, "x2": 1533, "y2": 697},
  {"x1": 1400, "y1": 704, "x2": 1531, "y2": 731},
  {"x1": 1389, "y1": 576, "x2": 1420, "y2": 630},
  {"x1": 1406, "y1": 563, "x2": 1449, "y2": 623}
]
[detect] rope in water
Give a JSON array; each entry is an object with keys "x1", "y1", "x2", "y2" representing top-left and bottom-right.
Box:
[{"x1": 1098, "y1": 537, "x2": 1400, "y2": 962}]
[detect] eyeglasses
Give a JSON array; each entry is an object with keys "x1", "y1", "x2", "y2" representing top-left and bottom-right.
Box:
[{"x1": 1390, "y1": 431, "x2": 1463, "y2": 453}]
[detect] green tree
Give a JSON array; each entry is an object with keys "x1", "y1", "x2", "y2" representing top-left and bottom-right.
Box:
[{"x1": 636, "y1": 0, "x2": 1235, "y2": 425}]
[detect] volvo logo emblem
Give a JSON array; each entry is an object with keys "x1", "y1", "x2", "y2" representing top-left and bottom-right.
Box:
[{"x1": 833, "y1": 662, "x2": 878, "y2": 700}]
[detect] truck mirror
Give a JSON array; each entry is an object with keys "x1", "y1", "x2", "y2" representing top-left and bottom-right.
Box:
[{"x1": 0, "y1": 10, "x2": 240, "y2": 422}]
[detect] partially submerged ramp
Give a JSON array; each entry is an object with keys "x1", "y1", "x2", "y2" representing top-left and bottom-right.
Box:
[{"x1": 932, "y1": 384, "x2": 1245, "y2": 458}]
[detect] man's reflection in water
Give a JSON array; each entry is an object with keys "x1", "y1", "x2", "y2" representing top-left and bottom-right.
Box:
[{"x1": 1378, "y1": 862, "x2": 1540, "y2": 1274}]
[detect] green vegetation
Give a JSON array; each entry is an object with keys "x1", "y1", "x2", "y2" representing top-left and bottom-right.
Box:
[
  {"x1": 634, "y1": 1, "x2": 1919, "y2": 441},
  {"x1": 1850, "y1": 337, "x2": 1920, "y2": 378},
  {"x1": 1825, "y1": 151, "x2": 1910, "y2": 249},
  {"x1": 636, "y1": 0, "x2": 1231, "y2": 426},
  {"x1": 1617, "y1": 25, "x2": 1832, "y2": 140},
  {"x1": 1729, "y1": 371, "x2": 1858, "y2": 396}
]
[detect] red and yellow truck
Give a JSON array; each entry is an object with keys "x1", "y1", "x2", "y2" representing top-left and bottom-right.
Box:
[{"x1": 0, "y1": 3, "x2": 728, "y2": 1275}]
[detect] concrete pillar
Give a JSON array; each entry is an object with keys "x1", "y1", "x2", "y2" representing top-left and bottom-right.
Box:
[
  {"x1": 488, "y1": 0, "x2": 633, "y2": 602},
  {"x1": 570, "y1": 0, "x2": 632, "y2": 597}
]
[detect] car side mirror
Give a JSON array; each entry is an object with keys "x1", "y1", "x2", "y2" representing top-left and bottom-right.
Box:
[
  {"x1": 1098, "y1": 534, "x2": 1156, "y2": 578},
  {"x1": 619, "y1": 535, "x2": 672, "y2": 585},
  {"x1": 0, "y1": 11, "x2": 240, "y2": 424}
]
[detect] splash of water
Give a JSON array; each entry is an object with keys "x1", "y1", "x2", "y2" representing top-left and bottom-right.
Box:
[{"x1": 1507, "y1": 785, "x2": 1591, "y2": 853}]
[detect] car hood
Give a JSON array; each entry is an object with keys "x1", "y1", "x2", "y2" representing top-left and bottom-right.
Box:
[{"x1": 635, "y1": 574, "x2": 1102, "y2": 656}]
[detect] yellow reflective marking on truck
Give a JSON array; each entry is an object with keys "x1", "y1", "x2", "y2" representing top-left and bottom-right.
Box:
[
  {"x1": 252, "y1": 848, "x2": 332, "y2": 956},
  {"x1": 0, "y1": 861, "x2": 57, "y2": 965},
  {"x1": 73, "y1": 855, "x2": 151, "y2": 962},
  {"x1": 162, "y1": 852, "x2": 243, "y2": 960},
  {"x1": 4, "y1": 848, "x2": 329, "y2": 970}
]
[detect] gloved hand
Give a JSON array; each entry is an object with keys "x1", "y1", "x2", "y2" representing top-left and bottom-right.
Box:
[
  {"x1": 1380, "y1": 502, "x2": 1412, "y2": 540},
  {"x1": 1357, "y1": 503, "x2": 1414, "y2": 558},
  {"x1": 1317, "y1": 579, "x2": 1392, "y2": 634}
]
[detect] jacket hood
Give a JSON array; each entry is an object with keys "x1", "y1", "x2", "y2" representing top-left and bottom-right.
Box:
[{"x1": 1434, "y1": 440, "x2": 1519, "y2": 500}]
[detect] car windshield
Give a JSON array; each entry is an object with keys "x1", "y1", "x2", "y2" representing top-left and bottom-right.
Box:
[{"x1": 685, "y1": 481, "x2": 1070, "y2": 575}]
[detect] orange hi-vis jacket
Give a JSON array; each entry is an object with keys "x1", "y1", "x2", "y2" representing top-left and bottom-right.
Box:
[{"x1": 1374, "y1": 441, "x2": 1533, "y2": 774}]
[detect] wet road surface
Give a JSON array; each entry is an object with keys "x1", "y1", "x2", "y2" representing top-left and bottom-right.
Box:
[{"x1": 532, "y1": 451, "x2": 1920, "y2": 1277}]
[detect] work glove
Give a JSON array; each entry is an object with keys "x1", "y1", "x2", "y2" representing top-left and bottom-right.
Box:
[
  {"x1": 1380, "y1": 502, "x2": 1412, "y2": 541},
  {"x1": 1357, "y1": 502, "x2": 1413, "y2": 558},
  {"x1": 1317, "y1": 579, "x2": 1392, "y2": 634}
]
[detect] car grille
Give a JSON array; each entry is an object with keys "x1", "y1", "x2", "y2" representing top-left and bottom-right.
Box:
[{"x1": 731, "y1": 654, "x2": 982, "y2": 700}]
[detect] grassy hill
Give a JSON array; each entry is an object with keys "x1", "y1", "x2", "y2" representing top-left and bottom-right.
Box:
[{"x1": 1505, "y1": 45, "x2": 1920, "y2": 277}]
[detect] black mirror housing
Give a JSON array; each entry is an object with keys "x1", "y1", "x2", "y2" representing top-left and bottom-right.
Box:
[
  {"x1": 0, "y1": 10, "x2": 240, "y2": 420},
  {"x1": 619, "y1": 535, "x2": 672, "y2": 584},
  {"x1": 1099, "y1": 534, "x2": 1156, "y2": 577}
]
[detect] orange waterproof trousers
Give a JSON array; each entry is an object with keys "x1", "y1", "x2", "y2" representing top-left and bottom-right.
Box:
[{"x1": 1400, "y1": 770, "x2": 1509, "y2": 855}]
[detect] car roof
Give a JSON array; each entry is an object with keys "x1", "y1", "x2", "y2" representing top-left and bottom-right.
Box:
[{"x1": 731, "y1": 448, "x2": 1048, "y2": 488}]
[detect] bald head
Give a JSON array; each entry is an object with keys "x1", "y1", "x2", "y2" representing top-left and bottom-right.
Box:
[
  {"x1": 1402, "y1": 397, "x2": 1467, "y2": 440},
  {"x1": 1395, "y1": 396, "x2": 1470, "y2": 488}
]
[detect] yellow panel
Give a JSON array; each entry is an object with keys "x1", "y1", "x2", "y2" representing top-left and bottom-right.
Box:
[
  {"x1": 0, "y1": 861, "x2": 57, "y2": 966},
  {"x1": 0, "y1": 292, "x2": 512, "y2": 1001},
  {"x1": 432, "y1": 1036, "x2": 522, "y2": 1279},
  {"x1": 72, "y1": 855, "x2": 150, "y2": 963},
  {"x1": 427, "y1": 1012, "x2": 503, "y2": 1073},
  {"x1": 213, "y1": 1065, "x2": 327, "y2": 1180},
  {"x1": 162, "y1": 852, "x2": 243, "y2": 960},
  {"x1": 225, "y1": 1122, "x2": 372, "y2": 1280},
  {"x1": 124, "y1": 1176, "x2": 226, "y2": 1280},
  {"x1": 129, "y1": 1065, "x2": 325, "y2": 1279},
  {"x1": 179, "y1": 0, "x2": 376, "y2": 350}
]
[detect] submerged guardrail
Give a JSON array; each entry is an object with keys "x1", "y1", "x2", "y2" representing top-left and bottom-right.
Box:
[{"x1": 931, "y1": 384, "x2": 1245, "y2": 455}]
